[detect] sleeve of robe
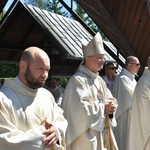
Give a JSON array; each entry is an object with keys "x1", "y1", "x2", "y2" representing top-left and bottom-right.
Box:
[
  {"x1": 99, "y1": 76, "x2": 118, "y2": 127},
  {"x1": 127, "y1": 74, "x2": 150, "y2": 150},
  {"x1": 112, "y1": 76, "x2": 135, "y2": 118},
  {"x1": 61, "y1": 74, "x2": 106, "y2": 145}
]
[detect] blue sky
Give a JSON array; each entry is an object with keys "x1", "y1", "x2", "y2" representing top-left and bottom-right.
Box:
[
  {"x1": 4, "y1": 0, "x2": 73, "y2": 11},
  {"x1": 4, "y1": 0, "x2": 24, "y2": 10}
]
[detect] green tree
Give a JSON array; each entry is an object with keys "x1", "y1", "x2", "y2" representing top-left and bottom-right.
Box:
[
  {"x1": 0, "y1": 63, "x2": 19, "y2": 78},
  {"x1": 25, "y1": 0, "x2": 68, "y2": 17},
  {"x1": 0, "y1": 10, "x2": 6, "y2": 21},
  {"x1": 59, "y1": 77, "x2": 68, "y2": 88},
  {"x1": 73, "y1": 0, "x2": 108, "y2": 41},
  {"x1": 0, "y1": 13, "x2": 2, "y2": 21},
  {"x1": 73, "y1": 0, "x2": 98, "y2": 31},
  {"x1": 25, "y1": 0, "x2": 45, "y2": 8},
  {"x1": 47, "y1": 0, "x2": 68, "y2": 16}
]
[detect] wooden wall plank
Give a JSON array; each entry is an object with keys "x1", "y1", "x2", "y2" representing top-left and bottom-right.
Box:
[
  {"x1": 116, "y1": 0, "x2": 126, "y2": 26},
  {"x1": 120, "y1": 0, "x2": 131, "y2": 32},
  {"x1": 125, "y1": 0, "x2": 139, "y2": 39}
]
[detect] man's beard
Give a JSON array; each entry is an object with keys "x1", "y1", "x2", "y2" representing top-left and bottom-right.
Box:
[{"x1": 25, "y1": 66, "x2": 46, "y2": 89}]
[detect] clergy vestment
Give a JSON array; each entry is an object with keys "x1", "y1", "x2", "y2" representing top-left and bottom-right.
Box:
[
  {"x1": 127, "y1": 67, "x2": 150, "y2": 150},
  {"x1": 112, "y1": 68, "x2": 137, "y2": 150},
  {"x1": 0, "y1": 78, "x2": 68, "y2": 150},
  {"x1": 61, "y1": 65, "x2": 118, "y2": 150}
]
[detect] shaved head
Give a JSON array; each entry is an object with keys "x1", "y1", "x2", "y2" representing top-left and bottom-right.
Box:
[
  {"x1": 19, "y1": 46, "x2": 50, "y2": 89},
  {"x1": 20, "y1": 46, "x2": 50, "y2": 63},
  {"x1": 125, "y1": 56, "x2": 139, "y2": 66},
  {"x1": 124, "y1": 56, "x2": 140, "y2": 74}
]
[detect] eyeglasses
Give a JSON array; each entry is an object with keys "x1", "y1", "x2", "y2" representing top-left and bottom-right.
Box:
[
  {"x1": 88, "y1": 56, "x2": 106, "y2": 61},
  {"x1": 129, "y1": 63, "x2": 140, "y2": 66},
  {"x1": 109, "y1": 67, "x2": 117, "y2": 70},
  {"x1": 94, "y1": 56, "x2": 106, "y2": 60}
]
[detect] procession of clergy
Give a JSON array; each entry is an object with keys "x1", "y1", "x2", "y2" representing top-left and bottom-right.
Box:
[{"x1": 0, "y1": 32, "x2": 149, "y2": 150}]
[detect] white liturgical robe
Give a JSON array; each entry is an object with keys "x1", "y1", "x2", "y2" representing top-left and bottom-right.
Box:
[
  {"x1": 0, "y1": 78, "x2": 68, "y2": 150},
  {"x1": 112, "y1": 68, "x2": 137, "y2": 150},
  {"x1": 61, "y1": 65, "x2": 118, "y2": 150},
  {"x1": 127, "y1": 67, "x2": 150, "y2": 150}
]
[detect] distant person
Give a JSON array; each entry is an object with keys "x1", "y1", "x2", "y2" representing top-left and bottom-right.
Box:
[
  {"x1": 61, "y1": 32, "x2": 118, "y2": 150},
  {"x1": 56, "y1": 78, "x2": 65, "y2": 93},
  {"x1": 102, "y1": 62, "x2": 117, "y2": 93},
  {"x1": 48, "y1": 77, "x2": 64, "y2": 106},
  {"x1": 112, "y1": 56, "x2": 140, "y2": 150},
  {"x1": 0, "y1": 46, "x2": 68, "y2": 150},
  {"x1": 127, "y1": 57, "x2": 150, "y2": 150}
]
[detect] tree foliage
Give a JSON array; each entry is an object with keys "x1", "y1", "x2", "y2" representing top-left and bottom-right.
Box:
[
  {"x1": 0, "y1": 10, "x2": 6, "y2": 21},
  {"x1": 59, "y1": 77, "x2": 68, "y2": 88},
  {"x1": 73, "y1": 0, "x2": 108, "y2": 41},
  {"x1": 0, "y1": 63, "x2": 19, "y2": 78},
  {"x1": 25, "y1": 0, "x2": 68, "y2": 17}
]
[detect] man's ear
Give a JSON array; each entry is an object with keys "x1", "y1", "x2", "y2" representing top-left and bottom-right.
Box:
[
  {"x1": 86, "y1": 56, "x2": 91, "y2": 62},
  {"x1": 19, "y1": 60, "x2": 27, "y2": 73}
]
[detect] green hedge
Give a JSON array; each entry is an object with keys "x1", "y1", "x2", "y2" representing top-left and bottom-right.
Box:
[{"x1": 0, "y1": 63, "x2": 19, "y2": 78}]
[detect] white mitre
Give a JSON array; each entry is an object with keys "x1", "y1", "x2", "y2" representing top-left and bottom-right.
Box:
[{"x1": 81, "y1": 32, "x2": 105, "y2": 57}]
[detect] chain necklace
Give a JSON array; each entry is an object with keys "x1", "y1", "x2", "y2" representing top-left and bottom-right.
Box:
[{"x1": 82, "y1": 66, "x2": 108, "y2": 103}]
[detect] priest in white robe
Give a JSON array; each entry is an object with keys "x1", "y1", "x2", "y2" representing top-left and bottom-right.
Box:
[
  {"x1": 61, "y1": 32, "x2": 118, "y2": 150},
  {"x1": 0, "y1": 47, "x2": 68, "y2": 150},
  {"x1": 127, "y1": 57, "x2": 150, "y2": 150},
  {"x1": 112, "y1": 56, "x2": 140, "y2": 150}
]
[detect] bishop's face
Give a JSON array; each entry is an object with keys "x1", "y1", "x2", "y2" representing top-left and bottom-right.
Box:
[{"x1": 86, "y1": 54, "x2": 105, "y2": 73}]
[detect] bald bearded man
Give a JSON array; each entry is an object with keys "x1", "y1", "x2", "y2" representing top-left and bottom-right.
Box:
[{"x1": 0, "y1": 47, "x2": 68, "y2": 150}]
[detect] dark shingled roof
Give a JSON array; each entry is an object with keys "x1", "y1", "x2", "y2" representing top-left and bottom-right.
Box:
[
  {"x1": 0, "y1": 1, "x2": 119, "y2": 76},
  {"x1": 1, "y1": 0, "x2": 149, "y2": 76}
]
